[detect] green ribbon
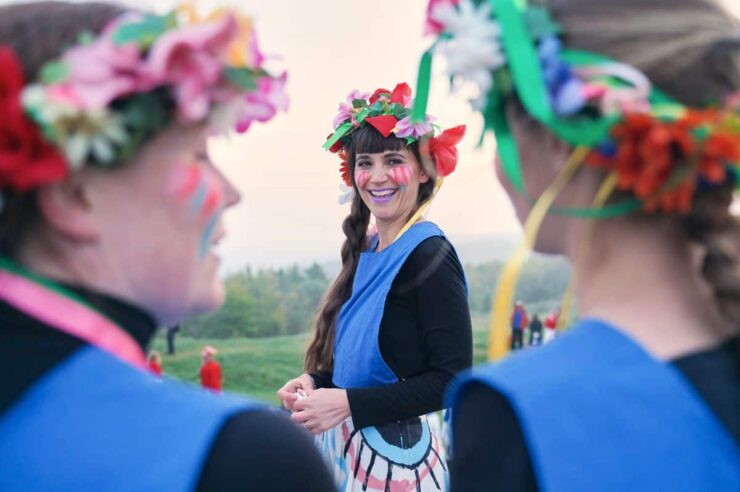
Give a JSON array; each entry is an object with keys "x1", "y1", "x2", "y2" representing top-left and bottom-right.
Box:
[
  {"x1": 492, "y1": 0, "x2": 552, "y2": 124},
  {"x1": 355, "y1": 108, "x2": 370, "y2": 124},
  {"x1": 547, "y1": 198, "x2": 643, "y2": 218},
  {"x1": 322, "y1": 122, "x2": 353, "y2": 151},
  {"x1": 411, "y1": 48, "x2": 434, "y2": 123}
]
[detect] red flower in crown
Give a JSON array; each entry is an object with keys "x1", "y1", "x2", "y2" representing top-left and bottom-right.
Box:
[
  {"x1": 369, "y1": 88, "x2": 391, "y2": 105},
  {"x1": 389, "y1": 82, "x2": 412, "y2": 106},
  {"x1": 428, "y1": 125, "x2": 466, "y2": 177},
  {"x1": 0, "y1": 47, "x2": 67, "y2": 191},
  {"x1": 338, "y1": 150, "x2": 352, "y2": 186},
  {"x1": 326, "y1": 133, "x2": 343, "y2": 154}
]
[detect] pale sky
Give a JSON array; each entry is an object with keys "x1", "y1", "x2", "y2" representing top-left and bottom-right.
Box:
[{"x1": 5, "y1": 0, "x2": 740, "y2": 270}]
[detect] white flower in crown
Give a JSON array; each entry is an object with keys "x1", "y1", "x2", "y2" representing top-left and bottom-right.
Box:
[
  {"x1": 431, "y1": 0, "x2": 505, "y2": 110},
  {"x1": 22, "y1": 85, "x2": 129, "y2": 169},
  {"x1": 338, "y1": 183, "x2": 355, "y2": 205}
]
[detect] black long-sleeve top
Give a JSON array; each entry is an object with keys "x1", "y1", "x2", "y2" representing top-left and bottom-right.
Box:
[
  {"x1": 0, "y1": 285, "x2": 336, "y2": 492},
  {"x1": 450, "y1": 336, "x2": 740, "y2": 491},
  {"x1": 312, "y1": 235, "x2": 474, "y2": 429}
]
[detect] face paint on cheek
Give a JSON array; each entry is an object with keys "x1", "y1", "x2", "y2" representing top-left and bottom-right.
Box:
[
  {"x1": 355, "y1": 169, "x2": 370, "y2": 189},
  {"x1": 389, "y1": 165, "x2": 413, "y2": 190},
  {"x1": 196, "y1": 173, "x2": 225, "y2": 259},
  {"x1": 166, "y1": 162, "x2": 225, "y2": 259},
  {"x1": 198, "y1": 208, "x2": 223, "y2": 259},
  {"x1": 166, "y1": 162, "x2": 202, "y2": 202},
  {"x1": 168, "y1": 164, "x2": 224, "y2": 217}
]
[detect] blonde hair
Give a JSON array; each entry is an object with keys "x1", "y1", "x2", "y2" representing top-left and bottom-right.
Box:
[{"x1": 541, "y1": 0, "x2": 740, "y2": 325}]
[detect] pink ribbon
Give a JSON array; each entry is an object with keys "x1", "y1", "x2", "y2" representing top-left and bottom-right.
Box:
[{"x1": 0, "y1": 269, "x2": 146, "y2": 367}]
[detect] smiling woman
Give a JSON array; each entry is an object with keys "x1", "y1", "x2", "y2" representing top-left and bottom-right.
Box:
[{"x1": 278, "y1": 83, "x2": 472, "y2": 491}]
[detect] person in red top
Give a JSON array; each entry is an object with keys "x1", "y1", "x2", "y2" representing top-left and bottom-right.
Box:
[
  {"x1": 146, "y1": 351, "x2": 163, "y2": 377},
  {"x1": 200, "y1": 346, "x2": 222, "y2": 392},
  {"x1": 544, "y1": 308, "x2": 560, "y2": 345}
]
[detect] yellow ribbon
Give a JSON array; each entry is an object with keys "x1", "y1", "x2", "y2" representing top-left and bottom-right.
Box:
[{"x1": 487, "y1": 145, "x2": 590, "y2": 361}]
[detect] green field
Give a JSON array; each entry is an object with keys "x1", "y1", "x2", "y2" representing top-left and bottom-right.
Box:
[{"x1": 151, "y1": 314, "x2": 491, "y2": 405}]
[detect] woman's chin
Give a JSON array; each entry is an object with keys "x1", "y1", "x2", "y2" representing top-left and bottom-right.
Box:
[
  {"x1": 206, "y1": 281, "x2": 227, "y2": 310},
  {"x1": 189, "y1": 279, "x2": 226, "y2": 316}
]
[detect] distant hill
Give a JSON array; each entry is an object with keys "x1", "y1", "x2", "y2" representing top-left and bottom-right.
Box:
[
  {"x1": 448, "y1": 233, "x2": 522, "y2": 265},
  {"x1": 316, "y1": 233, "x2": 524, "y2": 279}
]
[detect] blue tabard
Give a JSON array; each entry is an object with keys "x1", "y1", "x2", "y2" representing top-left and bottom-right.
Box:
[
  {"x1": 332, "y1": 221, "x2": 444, "y2": 388},
  {"x1": 447, "y1": 319, "x2": 740, "y2": 491},
  {"x1": 0, "y1": 346, "x2": 263, "y2": 491}
]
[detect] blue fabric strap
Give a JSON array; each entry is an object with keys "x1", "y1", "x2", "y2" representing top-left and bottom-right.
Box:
[
  {"x1": 0, "y1": 347, "x2": 263, "y2": 491},
  {"x1": 447, "y1": 319, "x2": 740, "y2": 491},
  {"x1": 333, "y1": 222, "x2": 445, "y2": 388}
]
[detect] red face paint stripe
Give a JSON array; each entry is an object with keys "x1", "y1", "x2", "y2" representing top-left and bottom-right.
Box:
[
  {"x1": 175, "y1": 164, "x2": 203, "y2": 201},
  {"x1": 390, "y1": 165, "x2": 412, "y2": 186},
  {"x1": 356, "y1": 170, "x2": 370, "y2": 188},
  {"x1": 201, "y1": 178, "x2": 223, "y2": 219}
]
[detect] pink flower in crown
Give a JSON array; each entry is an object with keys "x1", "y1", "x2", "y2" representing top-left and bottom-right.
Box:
[
  {"x1": 394, "y1": 115, "x2": 435, "y2": 139},
  {"x1": 333, "y1": 103, "x2": 353, "y2": 129},
  {"x1": 145, "y1": 14, "x2": 239, "y2": 122},
  {"x1": 46, "y1": 84, "x2": 87, "y2": 108},
  {"x1": 60, "y1": 17, "x2": 155, "y2": 110},
  {"x1": 332, "y1": 90, "x2": 370, "y2": 129},
  {"x1": 425, "y1": 0, "x2": 461, "y2": 35},
  {"x1": 235, "y1": 72, "x2": 288, "y2": 133},
  {"x1": 248, "y1": 30, "x2": 265, "y2": 69}
]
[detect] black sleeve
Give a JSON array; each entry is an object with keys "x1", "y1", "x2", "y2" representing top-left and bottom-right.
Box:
[
  {"x1": 450, "y1": 383, "x2": 538, "y2": 492},
  {"x1": 347, "y1": 236, "x2": 473, "y2": 429},
  {"x1": 196, "y1": 410, "x2": 337, "y2": 491},
  {"x1": 309, "y1": 371, "x2": 336, "y2": 389}
]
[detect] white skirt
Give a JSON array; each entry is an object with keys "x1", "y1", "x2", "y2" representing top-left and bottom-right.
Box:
[{"x1": 316, "y1": 414, "x2": 448, "y2": 491}]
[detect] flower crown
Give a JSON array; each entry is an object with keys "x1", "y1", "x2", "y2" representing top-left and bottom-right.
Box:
[
  {"x1": 415, "y1": 0, "x2": 740, "y2": 214},
  {"x1": 0, "y1": 6, "x2": 287, "y2": 192},
  {"x1": 324, "y1": 82, "x2": 465, "y2": 194}
]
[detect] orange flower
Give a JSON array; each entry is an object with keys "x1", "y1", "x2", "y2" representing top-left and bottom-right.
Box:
[
  {"x1": 587, "y1": 108, "x2": 739, "y2": 214},
  {"x1": 588, "y1": 113, "x2": 696, "y2": 213},
  {"x1": 338, "y1": 150, "x2": 352, "y2": 187},
  {"x1": 701, "y1": 131, "x2": 740, "y2": 183}
]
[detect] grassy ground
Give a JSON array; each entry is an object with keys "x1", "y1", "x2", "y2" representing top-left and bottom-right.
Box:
[{"x1": 152, "y1": 313, "x2": 492, "y2": 405}]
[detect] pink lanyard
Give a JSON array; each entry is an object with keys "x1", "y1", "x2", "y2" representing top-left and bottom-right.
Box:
[{"x1": 0, "y1": 263, "x2": 146, "y2": 368}]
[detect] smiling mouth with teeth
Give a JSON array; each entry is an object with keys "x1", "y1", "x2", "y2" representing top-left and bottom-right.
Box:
[{"x1": 368, "y1": 188, "x2": 398, "y2": 200}]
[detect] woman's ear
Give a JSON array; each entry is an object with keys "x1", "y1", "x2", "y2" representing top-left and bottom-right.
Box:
[
  {"x1": 418, "y1": 164, "x2": 430, "y2": 184},
  {"x1": 35, "y1": 175, "x2": 99, "y2": 241}
]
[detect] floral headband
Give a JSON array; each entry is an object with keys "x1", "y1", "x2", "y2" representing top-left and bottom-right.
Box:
[
  {"x1": 0, "y1": 6, "x2": 287, "y2": 192},
  {"x1": 414, "y1": 0, "x2": 740, "y2": 215},
  {"x1": 324, "y1": 82, "x2": 465, "y2": 199}
]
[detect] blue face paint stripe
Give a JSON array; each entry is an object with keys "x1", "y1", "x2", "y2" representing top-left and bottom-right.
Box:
[
  {"x1": 198, "y1": 209, "x2": 221, "y2": 259},
  {"x1": 190, "y1": 179, "x2": 209, "y2": 217}
]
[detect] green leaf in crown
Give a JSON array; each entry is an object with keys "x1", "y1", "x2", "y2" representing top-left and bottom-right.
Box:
[
  {"x1": 112, "y1": 12, "x2": 177, "y2": 47},
  {"x1": 224, "y1": 67, "x2": 259, "y2": 91}
]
